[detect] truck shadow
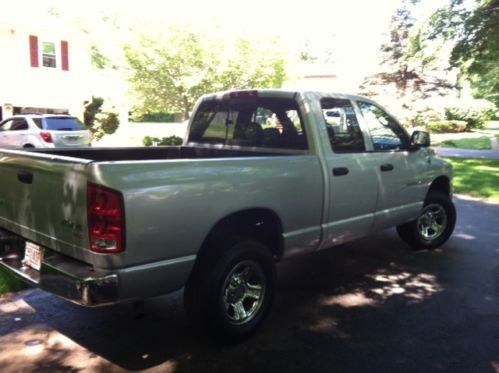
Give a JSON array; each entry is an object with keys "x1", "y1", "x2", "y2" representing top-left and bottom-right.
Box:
[{"x1": 2, "y1": 196, "x2": 499, "y2": 372}]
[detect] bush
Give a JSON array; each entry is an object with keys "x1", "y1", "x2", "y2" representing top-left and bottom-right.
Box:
[
  {"x1": 444, "y1": 99, "x2": 496, "y2": 130},
  {"x1": 133, "y1": 112, "x2": 176, "y2": 123},
  {"x1": 426, "y1": 120, "x2": 467, "y2": 133},
  {"x1": 143, "y1": 135, "x2": 183, "y2": 146},
  {"x1": 411, "y1": 109, "x2": 444, "y2": 127},
  {"x1": 92, "y1": 112, "x2": 120, "y2": 140},
  {"x1": 84, "y1": 96, "x2": 104, "y2": 127}
]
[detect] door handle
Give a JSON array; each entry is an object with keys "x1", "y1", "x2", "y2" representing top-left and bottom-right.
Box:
[
  {"x1": 380, "y1": 163, "x2": 394, "y2": 172},
  {"x1": 17, "y1": 171, "x2": 33, "y2": 184},
  {"x1": 332, "y1": 167, "x2": 349, "y2": 176}
]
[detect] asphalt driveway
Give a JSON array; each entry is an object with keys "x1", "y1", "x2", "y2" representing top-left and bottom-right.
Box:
[{"x1": 1, "y1": 195, "x2": 499, "y2": 373}]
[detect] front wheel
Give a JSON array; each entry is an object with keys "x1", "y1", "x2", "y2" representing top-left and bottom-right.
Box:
[
  {"x1": 184, "y1": 238, "x2": 276, "y2": 343},
  {"x1": 397, "y1": 191, "x2": 456, "y2": 250}
]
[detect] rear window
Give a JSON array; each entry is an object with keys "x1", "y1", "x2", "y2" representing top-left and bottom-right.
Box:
[
  {"x1": 43, "y1": 117, "x2": 84, "y2": 131},
  {"x1": 188, "y1": 97, "x2": 307, "y2": 150}
]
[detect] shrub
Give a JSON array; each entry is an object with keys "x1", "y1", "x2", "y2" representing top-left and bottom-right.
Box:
[
  {"x1": 444, "y1": 99, "x2": 496, "y2": 130},
  {"x1": 143, "y1": 135, "x2": 183, "y2": 146},
  {"x1": 133, "y1": 112, "x2": 175, "y2": 123},
  {"x1": 411, "y1": 109, "x2": 444, "y2": 127},
  {"x1": 84, "y1": 96, "x2": 104, "y2": 127},
  {"x1": 92, "y1": 112, "x2": 120, "y2": 140},
  {"x1": 426, "y1": 120, "x2": 467, "y2": 133}
]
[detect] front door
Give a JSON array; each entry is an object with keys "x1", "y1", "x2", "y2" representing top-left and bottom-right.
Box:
[{"x1": 356, "y1": 100, "x2": 429, "y2": 230}]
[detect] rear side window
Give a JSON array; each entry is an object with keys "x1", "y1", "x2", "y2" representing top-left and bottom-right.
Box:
[
  {"x1": 43, "y1": 117, "x2": 84, "y2": 131},
  {"x1": 321, "y1": 98, "x2": 365, "y2": 153},
  {"x1": 189, "y1": 97, "x2": 307, "y2": 150}
]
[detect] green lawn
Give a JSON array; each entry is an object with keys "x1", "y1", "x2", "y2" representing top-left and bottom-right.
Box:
[
  {"x1": 0, "y1": 267, "x2": 27, "y2": 295},
  {"x1": 439, "y1": 136, "x2": 492, "y2": 150},
  {"x1": 445, "y1": 158, "x2": 499, "y2": 201}
]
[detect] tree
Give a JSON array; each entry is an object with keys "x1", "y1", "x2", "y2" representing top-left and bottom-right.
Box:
[
  {"x1": 359, "y1": 0, "x2": 459, "y2": 125},
  {"x1": 124, "y1": 27, "x2": 287, "y2": 120},
  {"x1": 427, "y1": 0, "x2": 499, "y2": 107}
]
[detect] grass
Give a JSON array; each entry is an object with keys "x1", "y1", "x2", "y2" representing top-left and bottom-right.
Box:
[
  {"x1": 444, "y1": 158, "x2": 499, "y2": 202},
  {"x1": 439, "y1": 136, "x2": 492, "y2": 150},
  {"x1": 0, "y1": 267, "x2": 27, "y2": 295}
]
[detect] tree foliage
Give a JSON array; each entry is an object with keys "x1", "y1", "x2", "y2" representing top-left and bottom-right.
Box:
[
  {"x1": 83, "y1": 96, "x2": 120, "y2": 140},
  {"x1": 125, "y1": 27, "x2": 287, "y2": 120},
  {"x1": 359, "y1": 0, "x2": 457, "y2": 125},
  {"x1": 428, "y1": 0, "x2": 499, "y2": 107}
]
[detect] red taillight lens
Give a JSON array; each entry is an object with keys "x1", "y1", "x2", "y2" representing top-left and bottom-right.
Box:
[
  {"x1": 40, "y1": 131, "x2": 53, "y2": 143},
  {"x1": 87, "y1": 182, "x2": 125, "y2": 253}
]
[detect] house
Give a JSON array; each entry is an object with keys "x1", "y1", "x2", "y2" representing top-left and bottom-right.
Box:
[{"x1": 0, "y1": 20, "x2": 93, "y2": 121}]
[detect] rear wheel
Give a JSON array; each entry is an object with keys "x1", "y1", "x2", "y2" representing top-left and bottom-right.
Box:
[
  {"x1": 184, "y1": 238, "x2": 276, "y2": 343},
  {"x1": 397, "y1": 190, "x2": 456, "y2": 250}
]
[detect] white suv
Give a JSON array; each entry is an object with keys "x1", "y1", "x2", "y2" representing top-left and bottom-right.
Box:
[{"x1": 0, "y1": 114, "x2": 91, "y2": 148}]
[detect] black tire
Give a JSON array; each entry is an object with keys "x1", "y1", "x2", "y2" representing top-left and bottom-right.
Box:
[
  {"x1": 397, "y1": 190, "x2": 456, "y2": 250},
  {"x1": 184, "y1": 238, "x2": 276, "y2": 343}
]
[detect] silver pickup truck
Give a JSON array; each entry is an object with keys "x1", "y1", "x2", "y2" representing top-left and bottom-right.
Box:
[{"x1": 0, "y1": 90, "x2": 455, "y2": 342}]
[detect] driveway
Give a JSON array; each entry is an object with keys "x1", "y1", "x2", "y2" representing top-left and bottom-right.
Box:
[{"x1": 1, "y1": 196, "x2": 499, "y2": 373}]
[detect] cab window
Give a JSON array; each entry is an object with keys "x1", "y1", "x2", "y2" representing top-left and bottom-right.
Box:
[
  {"x1": 321, "y1": 98, "x2": 365, "y2": 153},
  {"x1": 357, "y1": 101, "x2": 408, "y2": 151},
  {"x1": 189, "y1": 97, "x2": 307, "y2": 150}
]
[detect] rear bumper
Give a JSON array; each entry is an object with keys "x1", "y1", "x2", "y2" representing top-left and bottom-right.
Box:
[
  {"x1": 0, "y1": 233, "x2": 118, "y2": 306},
  {"x1": 0, "y1": 229, "x2": 196, "y2": 306}
]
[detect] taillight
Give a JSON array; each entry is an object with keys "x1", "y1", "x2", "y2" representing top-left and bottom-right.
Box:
[
  {"x1": 40, "y1": 131, "x2": 53, "y2": 143},
  {"x1": 87, "y1": 182, "x2": 125, "y2": 253}
]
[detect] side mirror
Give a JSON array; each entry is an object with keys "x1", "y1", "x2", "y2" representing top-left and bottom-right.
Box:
[{"x1": 410, "y1": 130, "x2": 430, "y2": 150}]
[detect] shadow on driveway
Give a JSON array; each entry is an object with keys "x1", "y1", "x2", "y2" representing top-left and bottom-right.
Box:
[{"x1": 1, "y1": 196, "x2": 499, "y2": 372}]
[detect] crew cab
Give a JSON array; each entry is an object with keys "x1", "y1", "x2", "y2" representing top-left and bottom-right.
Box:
[
  {"x1": 0, "y1": 90, "x2": 455, "y2": 342},
  {"x1": 0, "y1": 114, "x2": 91, "y2": 148}
]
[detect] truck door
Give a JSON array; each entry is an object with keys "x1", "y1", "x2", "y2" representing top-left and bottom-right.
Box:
[
  {"x1": 355, "y1": 100, "x2": 428, "y2": 230},
  {"x1": 319, "y1": 98, "x2": 379, "y2": 248}
]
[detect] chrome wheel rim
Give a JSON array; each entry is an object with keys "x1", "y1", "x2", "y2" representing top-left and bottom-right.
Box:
[
  {"x1": 222, "y1": 260, "x2": 266, "y2": 325},
  {"x1": 417, "y1": 203, "x2": 447, "y2": 241}
]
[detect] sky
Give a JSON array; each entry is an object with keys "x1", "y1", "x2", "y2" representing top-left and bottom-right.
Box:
[{"x1": 5, "y1": 0, "x2": 448, "y2": 90}]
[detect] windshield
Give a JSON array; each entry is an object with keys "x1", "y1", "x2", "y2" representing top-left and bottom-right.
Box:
[
  {"x1": 188, "y1": 97, "x2": 307, "y2": 150},
  {"x1": 43, "y1": 117, "x2": 84, "y2": 131}
]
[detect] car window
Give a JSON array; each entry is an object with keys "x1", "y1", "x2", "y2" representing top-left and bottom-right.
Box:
[
  {"x1": 357, "y1": 101, "x2": 408, "y2": 151},
  {"x1": 43, "y1": 117, "x2": 84, "y2": 131},
  {"x1": 189, "y1": 97, "x2": 307, "y2": 150},
  {"x1": 0, "y1": 119, "x2": 14, "y2": 131},
  {"x1": 33, "y1": 118, "x2": 43, "y2": 129},
  {"x1": 10, "y1": 118, "x2": 28, "y2": 131},
  {"x1": 321, "y1": 98, "x2": 365, "y2": 153}
]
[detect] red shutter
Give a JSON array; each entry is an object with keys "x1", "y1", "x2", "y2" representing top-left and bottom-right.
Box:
[
  {"x1": 29, "y1": 35, "x2": 39, "y2": 67},
  {"x1": 61, "y1": 40, "x2": 69, "y2": 71}
]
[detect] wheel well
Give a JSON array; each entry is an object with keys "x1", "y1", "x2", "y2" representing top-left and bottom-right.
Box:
[
  {"x1": 23, "y1": 144, "x2": 34, "y2": 148},
  {"x1": 198, "y1": 209, "x2": 284, "y2": 262},
  {"x1": 428, "y1": 176, "x2": 451, "y2": 196}
]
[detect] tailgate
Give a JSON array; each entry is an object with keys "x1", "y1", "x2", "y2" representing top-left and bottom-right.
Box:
[
  {"x1": 0, "y1": 149, "x2": 92, "y2": 261},
  {"x1": 52, "y1": 130, "x2": 90, "y2": 147}
]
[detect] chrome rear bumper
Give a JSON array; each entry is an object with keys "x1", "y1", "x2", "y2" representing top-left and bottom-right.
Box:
[{"x1": 0, "y1": 231, "x2": 118, "y2": 306}]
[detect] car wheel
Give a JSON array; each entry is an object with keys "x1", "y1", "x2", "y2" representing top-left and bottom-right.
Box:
[
  {"x1": 397, "y1": 190, "x2": 456, "y2": 250},
  {"x1": 184, "y1": 238, "x2": 276, "y2": 343}
]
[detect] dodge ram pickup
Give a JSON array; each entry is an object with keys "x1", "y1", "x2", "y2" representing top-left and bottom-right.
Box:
[{"x1": 0, "y1": 90, "x2": 456, "y2": 342}]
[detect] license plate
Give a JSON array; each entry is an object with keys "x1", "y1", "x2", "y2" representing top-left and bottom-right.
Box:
[{"x1": 23, "y1": 242, "x2": 44, "y2": 271}]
